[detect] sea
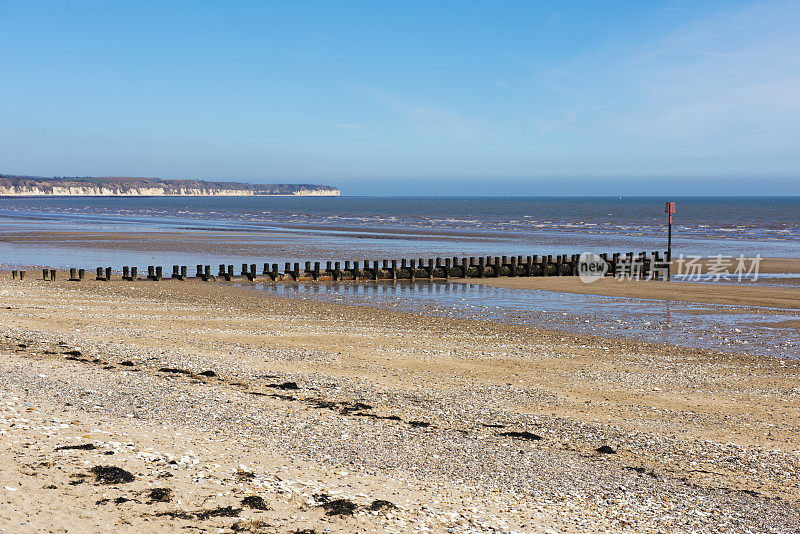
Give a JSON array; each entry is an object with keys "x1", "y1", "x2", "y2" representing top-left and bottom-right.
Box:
[{"x1": 1, "y1": 195, "x2": 798, "y2": 358}]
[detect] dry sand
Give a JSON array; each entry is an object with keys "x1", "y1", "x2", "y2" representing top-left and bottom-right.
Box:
[{"x1": 1, "y1": 276, "x2": 799, "y2": 532}]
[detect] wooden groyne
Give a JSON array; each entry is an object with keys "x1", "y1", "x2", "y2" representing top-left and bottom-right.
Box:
[{"x1": 14, "y1": 251, "x2": 671, "y2": 282}]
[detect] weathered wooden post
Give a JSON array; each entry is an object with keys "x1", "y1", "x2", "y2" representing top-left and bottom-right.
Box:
[
  {"x1": 19, "y1": 270, "x2": 25, "y2": 280},
  {"x1": 313, "y1": 262, "x2": 320, "y2": 281},
  {"x1": 147, "y1": 266, "x2": 155, "y2": 280},
  {"x1": 510, "y1": 256, "x2": 517, "y2": 277},
  {"x1": 122, "y1": 266, "x2": 130, "y2": 280},
  {"x1": 461, "y1": 257, "x2": 469, "y2": 278},
  {"x1": 12, "y1": 270, "x2": 18, "y2": 280},
  {"x1": 242, "y1": 263, "x2": 249, "y2": 276},
  {"x1": 70, "y1": 268, "x2": 77, "y2": 281},
  {"x1": 204, "y1": 265, "x2": 211, "y2": 280},
  {"x1": 249, "y1": 264, "x2": 257, "y2": 281},
  {"x1": 50, "y1": 268, "x2": 56, "y2": 281},
  {"x1": 173, "y1": 265, "x2": 180, "y2": 279},
  {"x1": 443, "y1": 258, "x2": 450, "y2": 279},
  {"x1": 97, "y1": 267, "x2": 105, "y2": 281},
  {"x1": 284, "y1": 262, "x2": 293, "y2": 280},
  {"x1": 271, "y1": 264, "x2": 278, "y2": 280},
  {"x1": 128, "y1": 267, "x2": 136, "y2": 280},
  {"x1": 218, "y1": 264, "x2": 226, "y2": 277},
  {"x1": 391, "y1": 259, "x2": 397, "y2": 280},
  {"x1": 155, "y1": 265, "x2": 162, "y2": 280},
  {"x1": 196, "y1": 265, "x2": 203, "y2": 278},
  {"x1": 78, "y1": 268, "x2": 85, "y2": 281},
  {"x1": 333, "y1": 261, "x2": 341, "y2": 281},
  {"x1": 106, "y1": 267, "x2": 113, "y2": 280},
  {"x1": 409, "y1": 259, "x2": 416, "y2": 281},
  {"x1": 181, "y1": 265, "x2": 187, "y2": 279},
  {"x1": 293, "y1": 263, "x2": 300, "y2": 280},
  {"x1": 43, "y1": 268, "x2": 49, "y2": 281},
  {"x1": 227, "y1": 265, "x2": 234, "y2": 280},
  {"x1": 478, "y1": 257, "x2": 485, "y2": 278}
]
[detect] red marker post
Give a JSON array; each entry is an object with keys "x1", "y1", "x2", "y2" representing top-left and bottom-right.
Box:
[{"x1": 665, "y1": 201, "x2": 675, "y2": 280}]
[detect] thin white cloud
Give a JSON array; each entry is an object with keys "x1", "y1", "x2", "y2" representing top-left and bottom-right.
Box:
[
  {"x1": 339, "y1": 123, "x2": 365, "y2": 130},
  {"x1": 360, "y1": 86, "x2": 482, "y2": 139}
]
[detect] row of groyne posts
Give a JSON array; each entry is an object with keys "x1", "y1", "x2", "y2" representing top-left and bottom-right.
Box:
[{"x1": 11, "y1": 251, "x2": 670, "y2": 282}]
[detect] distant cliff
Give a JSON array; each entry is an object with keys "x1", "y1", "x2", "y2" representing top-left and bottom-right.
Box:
[{"x1": 0, "y1": 174, "x2": 340, "y2": 197}]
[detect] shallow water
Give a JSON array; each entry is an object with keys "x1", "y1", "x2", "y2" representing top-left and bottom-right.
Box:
[
  {"x1": 248, "y1": 281, "x2": 800, "y2": 359},
  {"x1": 2, "y1": 196, "x2": 800, "y2": 269}
]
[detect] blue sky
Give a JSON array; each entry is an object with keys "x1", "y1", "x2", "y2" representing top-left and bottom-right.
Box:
[{"x1": 1, "y1": 1, "x2": 799, "y2": 195}]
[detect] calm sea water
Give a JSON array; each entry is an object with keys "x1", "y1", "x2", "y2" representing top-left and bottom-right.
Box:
[{"x1": 1, "y1": 196, "x2": 800, "y2": 266}]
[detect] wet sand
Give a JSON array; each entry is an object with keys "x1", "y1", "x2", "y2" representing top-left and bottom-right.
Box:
[
  {"x1": 472, "y1": 276, "x2": 800, "y2": 310},
  {"x1": 1, "y1": 277, "x2": 799, "y2": 532}
]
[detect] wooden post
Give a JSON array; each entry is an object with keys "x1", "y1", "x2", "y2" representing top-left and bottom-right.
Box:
[
  {"x1": 313, "y1": 262, "x2": 320, "y2": 281},
  {"x1": 79, "y1": 269, "x2": 85, "y2": 281},
  {"x1": 107, "y1": 267, "x2": 114, "y2": 280},
  {"x1": 50, "y1": 269, "x2": 56, "y2": 281},
  {"x1": 478, "y1": 257, "x2": 485, "y2": 278},
  {"x1": 204, "y1": 265, "x2": 211, "y2": 280},
  {"x1": 42, "y1": 268, "x2": 49, "y2": 281},
  {"x1": 284, "y1": 262, "x2": 293, "y2": 280},
  {"x1": 196, "y1": 265, "x2": 203, "y2": 278},
  {"x1": 147, "y1": 266, "x2": 155, "y2": 280},
  {"x1": 123, "y1": 266, "x2": 130, "y2": 280},
  {"x1": 181, "y1": 265, "x2": 187, "y2": 279},
  {"x1": 391, "y1": 259, "x2": 397, "y2": 280},
  {"x1": 70, "y1": 268, "x2": 77, "y2": 281},
  {"x1": 510, "y1": 256, "x2": 517, "y2": 277},
  {"x1": 97, "y1": 267, "x2": 105, "y2": 281},
  {"x1": 173, "y1": 265, "x2": 180, "y2": 279},
  {"x1": 19, "y1": 270, "x2": 25, "y2": 281},
  {"x1": 334, "y1": 261, "x2": 341, "y2": 281},
  {"x1": 12, "y1": 270, "x2": 17, "y2": 280},
  {"x1": 373, "y1": 260, "x2": 380, "y2": 281},
  {"x1": 409, "y1": 259, "x2": 416, "y2": 281}
]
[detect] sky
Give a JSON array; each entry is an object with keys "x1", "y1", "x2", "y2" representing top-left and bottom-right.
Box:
[{"x1": 1, "y1": 1, "x2": 799, "y2": 195}]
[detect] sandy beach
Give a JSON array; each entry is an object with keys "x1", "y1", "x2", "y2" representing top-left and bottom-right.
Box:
[{"x1": 1, "y1": 275, "x2": 799, "y2": 533}]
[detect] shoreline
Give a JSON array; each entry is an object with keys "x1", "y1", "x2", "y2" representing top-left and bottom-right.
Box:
[{"x1": 1, "y1": 277, "x2": 799, "y2": 531}]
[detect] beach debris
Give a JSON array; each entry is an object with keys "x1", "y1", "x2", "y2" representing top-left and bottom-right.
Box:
[
  {"x1": 231, "y1": 520, "x2": 274, "y2": 532},
  {"x1": 119, "y1": 360, "x2": 135, "y2": 366},
  {"x1": 97, "y1": 496, "x2": 137, "y2": 505},
  {"x1": 154, "y1": 510, "x2": 194, "y2": 520},
  {"x1": 195, "y1": 506, "x2": 242, "y2": 520},
  {"x1": 408, "y1": 420, "x2": 431, "y2": 428},
  {"x1": 241, "y1": 495, "x2": 269, "y2": 510},
  {"x1": 158, "y1": 367, "x2": 191, "y2": 375},
  {"x1": 266, "y1": 381, "x2": 299, "y2": 390},
  {"x1": 500, "y1": 431, "x2": 542, "y2": 441},
  {"x1": 146, "y1": 487, "x2": 172, "y2": 503},
  {"x1": 198, "y1": 370, "x2": 216, "y2": 377},
  {"x1": 319, "y1": 498, "x2": 357, "y2": 516},
  {"x1": 596, "y1": 445, "x2": 617, "y2": 454},
  {"x1": 90, "y1": 465, "x2": 135, "y2": 484},
  {"x1": 369, "y1": 499, "x2": 396, "y2": 511},
  {"x1": 55, "y1": 443, "x2": 96, "y2": 451}
]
